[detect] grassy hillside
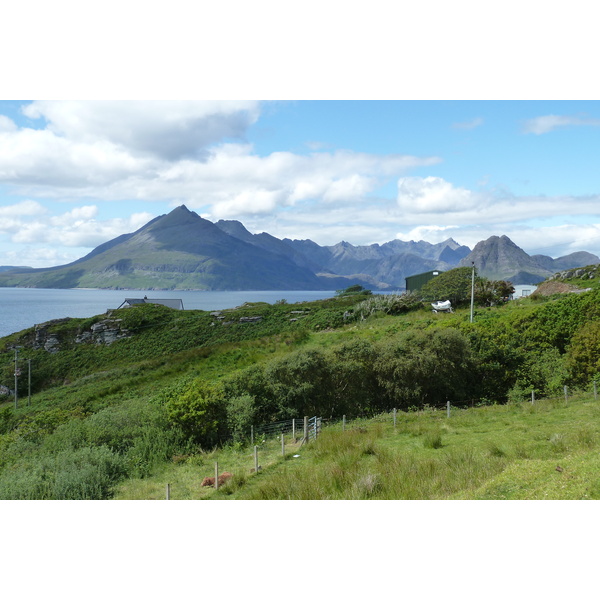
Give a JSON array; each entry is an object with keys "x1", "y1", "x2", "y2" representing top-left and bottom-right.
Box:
[
  {"x1": 2, "y1": 284, "x2": 600, "y2": 499},
  {"x1": 114, "y1": 390, "x2": 600, "y2": 500}
]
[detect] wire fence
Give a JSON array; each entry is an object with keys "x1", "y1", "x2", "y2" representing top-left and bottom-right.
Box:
[{"x1": 252, "y1": 415, "x2": 322, "y2": 444}]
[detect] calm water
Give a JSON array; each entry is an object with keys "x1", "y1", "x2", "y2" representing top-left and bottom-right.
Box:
[{"x1": 0, "y1": 288, "x2": 337, "y2": 339}]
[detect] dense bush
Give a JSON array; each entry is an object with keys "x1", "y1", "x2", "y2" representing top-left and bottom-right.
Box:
[
  {"x1": 373, "y1": 328, "x2": 476, "y2": 410},
  {"x1": 0, "y1": 445, "x2": 126, "y2": 500},
  {"x1": 420, "y1": 267, "x2": 473, "y2": 306},
  {"x1": 164, "y1": 379, "x2": 227, "y2": 447},
  {"x1": 352, "y1": 292, "x2": 423, "y2": 319}
]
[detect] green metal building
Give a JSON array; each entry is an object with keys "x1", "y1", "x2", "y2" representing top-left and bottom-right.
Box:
[{"x1": 405, "y1": 270, "x2": 443, "y2": 293}]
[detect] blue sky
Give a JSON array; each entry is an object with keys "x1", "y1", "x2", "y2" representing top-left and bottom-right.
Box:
[{"x1": 2, "y1": 99, "x2": 600, "y2": 268}]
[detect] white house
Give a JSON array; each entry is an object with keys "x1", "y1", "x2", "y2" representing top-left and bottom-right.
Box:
[{"x1": 510, "y1": 285, "x2": 537, "y2": 299}]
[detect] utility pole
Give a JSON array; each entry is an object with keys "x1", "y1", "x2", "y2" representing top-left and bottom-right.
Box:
[{"x1": 470, "y1": 261, "x2": 475, "y2": 323}]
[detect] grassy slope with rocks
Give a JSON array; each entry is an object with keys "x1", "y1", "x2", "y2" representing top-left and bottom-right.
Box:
[{"x1": 2, "y1": 277, "x2": 600, "y2": 500}]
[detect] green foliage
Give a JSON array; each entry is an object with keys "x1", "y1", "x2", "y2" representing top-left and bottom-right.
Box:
[
  {"x1": 565, "y1": 321, "x2": 600, "y2": 386},
  {"x1": 373, "y1": 328, "x2": 476, "y2": 410},
  {"x1": 474, "y1": 279, "x2": 515, "y2": 306},
  {"x1": 0, "y1": 445, "x2": 126, "y2": 500},
  {"x1": 164, "y1": 379, "x2": 227, "y2": 447},
  {"x1": 352, "y1": 292, "x2": 423, "y2": 319},
  {"x1": 420, "y1": 267, "x2": 473, "y2": 306},
  {"x1": 226, "y1": 394, "x2": 257, "y2": 443}
]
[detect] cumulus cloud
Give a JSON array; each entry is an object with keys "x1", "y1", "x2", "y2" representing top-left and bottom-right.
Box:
[
  {"x1": 522, "y1": 114, "x2": 600, "y2": 134},
  {"x1": 22, "y1": 100, "x2": 260, "y2": 160},
  {"x1": 0, "y1": 115, "x2": 17, "y2": 132},
  {"x1": 5, "y1": 204, "x2": 155, "y2": 249},
  {"x1": 0, "y1": 200, "x2": 47, "y2": 217},
  {"x1": 394, "y1": 176, "x2": 600, "y2": 231},
  {"x1": 0, "y1": 103, "x2": 441, "y2": 217},
  {"x1": 397, "y1": 177, "x2": 483, "y2": 214},
  {"x1": 0, "y1": 126, "x2": 150, "y2": 188}
]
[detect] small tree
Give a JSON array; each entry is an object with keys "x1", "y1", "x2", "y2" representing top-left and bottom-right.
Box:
[
  {"x1": 475, "y1": 279, "x2": 515, "y2": 306},
  {"x1": 420, "y1": 267, "x2": 473, "y2": 306}
]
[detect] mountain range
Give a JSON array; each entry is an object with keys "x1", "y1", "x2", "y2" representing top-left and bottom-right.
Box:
[{"x1": 0, "y1": 206, "x2": 597, "y2": 290}]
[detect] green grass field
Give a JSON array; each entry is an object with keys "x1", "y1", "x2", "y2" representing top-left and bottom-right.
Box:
[{"x1": 113, "y1": 389, "x2": 600, "y2": 500}]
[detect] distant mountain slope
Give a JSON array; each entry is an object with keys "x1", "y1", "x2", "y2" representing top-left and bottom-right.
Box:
[
  {"x1": 0, "y1": 266, "x2": 32, "y2": 272},
  {"x1": 459, "y1": 235, "x2": 600, "y2": 284},
  {"x1": 215, "y1": 220, "x2": 321, "y2": 272},
  {"x1": 1, "y1": 206, "x2": 597, "y2": 291},
  {"x1": 283, "y1": 237, "x2": 470, "y2": 288},
  {"x1": 0, "y1": 206, "x2": 325, "y2": 291}
]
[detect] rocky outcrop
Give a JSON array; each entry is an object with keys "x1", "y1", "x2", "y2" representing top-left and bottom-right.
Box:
[{"x1": 33, "y1": 317, "x2": 131, "y2": 353}]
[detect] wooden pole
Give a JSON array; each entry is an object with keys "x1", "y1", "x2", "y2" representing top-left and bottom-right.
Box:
[
  {"x1": 446, "y1": 401, "x2": 450, "y2": 418},
  {"x1": 531, "y1": 390, "x2": 535, "y2": 404},
  {"x1": 250, "y1": 425, "x2": 254, "y2": 445},
  {"x1": 281, "y1": 432, "x2": 285, "y2": 456},
  {"x1": 166, "y1": 483, "x2": 171, "y2": 500},
  {"x1": 254, "y1": 446, "x2": 259, "y2": 472},
  {"x1": 564, "y1": 385, "x2": 568, "y2": 403},
  {"x1": 214, "y1": 462, "x2": 219, "y2": 491},
  {"x1": 303, "y1": 416, "x2": 308, "y2": 443},
  {"x1": 292, "y1": 418, "x2": 296, "y2": 441},
  {"x1": 393, "y1": 408, "x2": 397, "y2": 428},
  {"x1": 342, "y1": 415, "x2": 346, "y2": 431}
]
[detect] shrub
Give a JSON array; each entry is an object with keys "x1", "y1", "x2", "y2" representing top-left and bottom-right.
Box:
[
  {"x1": 165, "y1": 379, "x2": 227, "y2": 447},
  {"x1": 0, "y1": 445, "x2": 126, "y2": 500},
  {"x1": 352, "y1": 293, "x2": 423, "y2": 320},
  {"x1": 226, "y1": 394, "x2": 257, "y2": 443}
]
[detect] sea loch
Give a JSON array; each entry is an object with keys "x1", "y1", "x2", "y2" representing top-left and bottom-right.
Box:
[{"x1": 0, "y1": 288, "x2": 336, "y2": 339}]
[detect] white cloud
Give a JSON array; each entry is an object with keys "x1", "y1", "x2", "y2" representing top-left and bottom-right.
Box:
[
  {"x1": 0, "y1": 200, "x2": 47, "y2": 217},
  {"x1": 0, "y1": 115, "x2": 16, "y2": 132},
  {"x1": 396, "y1": 225, "x2": 461, "y2": 244},
  {"x1": 5, "y1": 206, "x2": 156, "y2": 250},
  {"x1": 452, "y1": 117, "x2": 483, "y2": 130},
  {"x1": 22, "y1": 100, "x2": 260, "y2": 160},
  {"x1": 522, "y1": 114, "x2": 600, "y2": 134},
  {"x1": 397, "y1": 176, "x2": 483, "y2": 214},
  {"x1": 0, "y1": 127, "x2": 150, "y2": 188}
]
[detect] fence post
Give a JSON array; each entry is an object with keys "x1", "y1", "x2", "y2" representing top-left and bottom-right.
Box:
[
  {"x1": 28, "y1": 359, "x2": 31, "y2": 407},
  {"x1": 166, "y1": 483, "x2": 171, "y2": 500},
  {"x1": 292, "y1": 418, "x2": 296, "y2": 441},
  {"x1": 564, "y1": 385, "x2": 568, "y2": 403},
  {"x1": 281, "y1": 432, "x2": 285, "y2": 456},
  {"x1": 393, "y1": 408, "x2": 397, "y2": 428},
  {"x1": 304, "y1": 416, "x2": 308, "y2": 442},
  {"x1": 531, "y1": 390, "x2": 535, "y2": 404},
  {"x1": 446, "y1": 401, "x2": 450, "y2": 418},
  {"x1": 214, "y1": 462, "x2": 219, "y2": 491},
  {"x1": 342, "y1": 415, "x2": 346, "y2": 431},
  {"x1": 254, "y1": 446, "x2": 259, "y2": 472}
]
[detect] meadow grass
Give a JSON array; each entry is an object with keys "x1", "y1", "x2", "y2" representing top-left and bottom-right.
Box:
[{"x1": 113, "y1": 389, "x2": 600, "y2": 500}]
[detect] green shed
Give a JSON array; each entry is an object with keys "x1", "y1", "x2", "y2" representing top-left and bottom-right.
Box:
[{"x1": 405, "y1": 270, "x2": 443, "y2": 293}]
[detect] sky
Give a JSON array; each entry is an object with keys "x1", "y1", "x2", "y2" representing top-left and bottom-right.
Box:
[{"x1": 2, "y1": 99, "x2": 600, "y2": 268}]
